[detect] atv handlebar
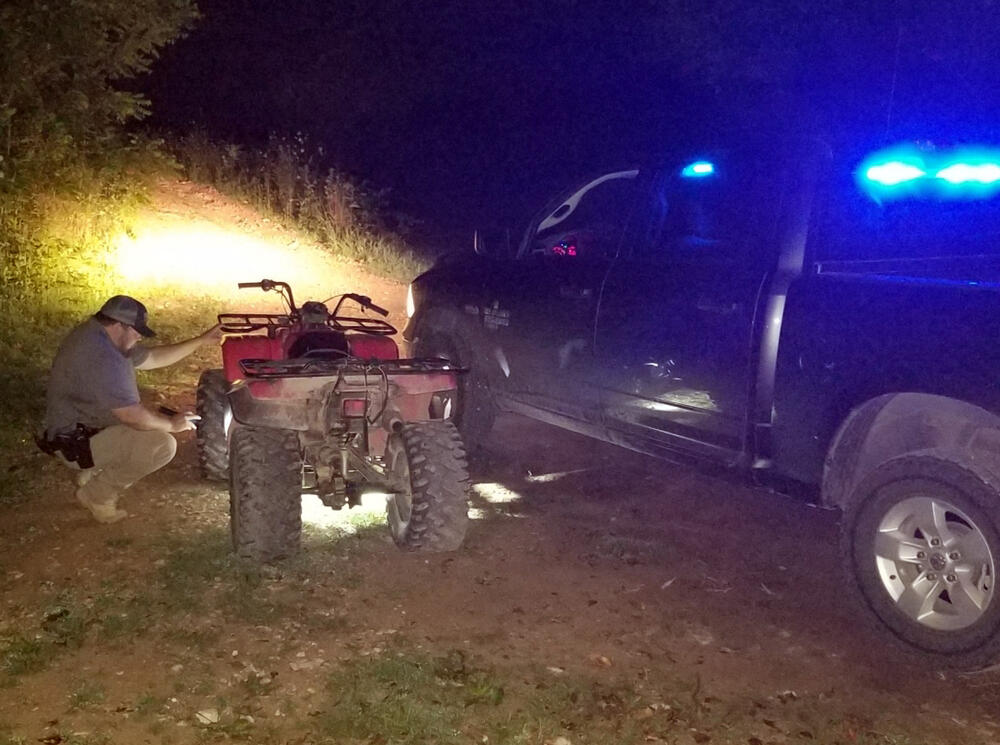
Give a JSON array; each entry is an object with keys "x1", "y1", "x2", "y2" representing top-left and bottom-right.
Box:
[
  {"x1": 237, "y1": 279, "x2": 297, "y2": 311},
  {"x1": 333, "y1": 293, "x2": 390, "y2": 318}
]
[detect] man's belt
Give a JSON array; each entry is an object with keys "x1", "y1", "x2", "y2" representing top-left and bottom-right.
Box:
[{"x1": 35, "y1": 424, "x2": 101, "y2": 469}]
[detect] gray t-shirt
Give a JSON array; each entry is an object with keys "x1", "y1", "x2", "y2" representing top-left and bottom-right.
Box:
[{"x1": 43, "y1": 318, "x2": 150, "y2": 437}]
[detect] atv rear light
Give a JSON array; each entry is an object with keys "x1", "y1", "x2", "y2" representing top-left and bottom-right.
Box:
[{"x1": 343, "y1": 398, "x2": 367, "y2": 417}]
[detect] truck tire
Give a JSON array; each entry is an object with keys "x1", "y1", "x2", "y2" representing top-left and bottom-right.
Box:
[
  {"x1": 196, "y1": 369, "x2": 230, "y2": 481},
  {"x1": 415, "y1": 331, "x2": 496, "y2": 448},
  {"x1": 842, "y1": 453, "x2": 1000, "y2": 668},
  {"x1": 385, "y1": 420, "x2": 470, "y2": 551},
  {"x1": 228, "y1": 424, "x2": 302, "y2": 563}
]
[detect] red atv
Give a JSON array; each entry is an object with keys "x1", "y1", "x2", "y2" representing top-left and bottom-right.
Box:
[{"x1": 196, "y1": 279, "x2": 469, "y2": 562}]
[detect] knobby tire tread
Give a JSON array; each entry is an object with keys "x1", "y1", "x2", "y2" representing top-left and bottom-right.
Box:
[
  {"x1": 394, "y1": 420, "x2": 470, "y2": 552},
  {"x1": 196, "y1": 369, "x2": 230, "y2": 481},
  {"x1": 229, "y1": 425, "x2": 302, "y2": 563}
]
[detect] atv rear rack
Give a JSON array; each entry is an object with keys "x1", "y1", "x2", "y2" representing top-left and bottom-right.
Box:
[{"x1": 239, "y1": 357, "x2": 465, "y2": 379}]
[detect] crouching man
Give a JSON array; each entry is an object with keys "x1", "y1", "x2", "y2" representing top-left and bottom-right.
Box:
[{"x1": 39, "y1": 295, "x2": 222, "y2": 523}]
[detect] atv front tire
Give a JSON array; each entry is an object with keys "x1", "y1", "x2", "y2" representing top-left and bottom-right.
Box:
[
  {"x1": 229, "y1": 425, "x2": 302, "y2": 562},
  {"x1": 385, "y1": 421, "x2": 470, "y2": 551},
  {"x1": 196, "y1": 368, "x2": 230, "y2": 481}
]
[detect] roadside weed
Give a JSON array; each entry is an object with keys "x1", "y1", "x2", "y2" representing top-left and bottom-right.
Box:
[
  {"x1": 0, "y1": 634, "x2": 48, "y2": 680},
  {"x1": 0, "y1": 733, "x2": 26, "y2": 745},
  {"x1": 172, "y1": 132, "x2": 429, "y2": 282},
  {"x1": 68, "y1": 680, "x2": 106, "y2": 710},
  {"x1": 135, "y1": 692, "x2": 167, "y2": 717}
]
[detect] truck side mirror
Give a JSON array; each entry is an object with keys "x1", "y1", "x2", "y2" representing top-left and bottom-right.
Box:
[{"x1": 473, "y1": 228, "x2": 513, "y2": 258}]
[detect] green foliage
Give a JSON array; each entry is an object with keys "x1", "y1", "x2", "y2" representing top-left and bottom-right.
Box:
[
  {"x1": 0, "y1": 0, "x2": 198, "y2": 191},
  {"x1": 0, "y1": 634, "x2": 49, "y2": 679},
  {"x1": 316, "y1": 649, "x2": 679, "y2": 745},
  {"x1": 173, "y1": 132, "x2": 430, "y2": 281}
]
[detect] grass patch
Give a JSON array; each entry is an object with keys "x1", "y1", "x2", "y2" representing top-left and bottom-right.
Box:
[
  {"x1": 68, "y1": 680, "x2": 106, "y2": 711},
  {"x1": 343, "y1": 507, "x2": 387, "y2": 532},
  {"x1": 134, "y1": 692, "x2": 167, "y2": 717},
  {"x1": 0, "y1": 635, "x2": 50, "y2": 680},
  {"x1": 0, "y1": 728, "x2": 26, "y2": 745},
  {"x1": 155, "y1": 529, "x2": 233, "y2": 613},
  {"x1": 172, "y1": 131, "x2": 430, "y2": 282},
  {"x1": 312, "y1": 648, "x2": 935, "y2": 745},
  {"x1": 315, "y1": 649, "x2": 669, "y2": 745}
]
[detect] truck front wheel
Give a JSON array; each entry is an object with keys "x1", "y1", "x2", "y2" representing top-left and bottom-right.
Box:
[
  {"x1": 385, "y1": 421, "x2": 470, "y2": 551},
  {"x1": 843, "y1": 454, "x2": 1000, "y2": 667},
  {"x1": 415, "y1": 331, "x2": 496, "y2": 449},
  {"x1": 229, "y1": 425, "x2": 302, "y2": 562}
]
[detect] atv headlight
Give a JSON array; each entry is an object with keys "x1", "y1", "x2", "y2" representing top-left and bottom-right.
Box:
[{"x1": 406, "y1": 283, "x2": 415, "y2": 319}]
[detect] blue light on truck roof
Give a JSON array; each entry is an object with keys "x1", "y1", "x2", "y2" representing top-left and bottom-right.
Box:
[
  {"x1": 864, "y1": 161, "x2": 926, "y2": 186},
  {"x1": 859, "y1": 145, "x2": 1000, "y2": 201},
  {"x1": 681, "y1": 161, "x2": 715, "y2": 178},
  {"x1": 935, "y1": 162, "x2": 1000, "y2": 185}
]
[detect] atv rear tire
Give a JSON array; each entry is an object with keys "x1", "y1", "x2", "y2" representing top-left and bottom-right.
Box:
[
  {"x1": 415, "y1": 331, "x2": 496, "y2": 448},
  {"x1": 196, "y1": 368, "x2": 230, "y2": 481},
  {"x1": 385, "y1": 421, "x2": 470, "y2": 551},
  {"x1": 228, "y1": 425, "x2": 302, "y2": 563}
]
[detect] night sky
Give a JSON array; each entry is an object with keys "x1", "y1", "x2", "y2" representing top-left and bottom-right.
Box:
[{"x1": 143, "y1": 0, "x2": 1000, "y2": 247}]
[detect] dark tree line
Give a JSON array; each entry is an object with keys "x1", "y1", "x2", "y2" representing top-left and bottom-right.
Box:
[{"x1": 0, "y1": 0, "x2": 197, "y2": 192}]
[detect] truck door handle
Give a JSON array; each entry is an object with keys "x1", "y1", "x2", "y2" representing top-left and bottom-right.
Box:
[
  {"x1": 696, "y1": 295, "x2": 739, "y2": 315},
  {"x1": 559, "y1": 285, "x2": 593, "y2": 300}
]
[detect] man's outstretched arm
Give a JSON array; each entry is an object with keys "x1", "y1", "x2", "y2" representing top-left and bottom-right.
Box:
[{"x1": 135, "y1": 324, "x2": 223, "y2": 370}]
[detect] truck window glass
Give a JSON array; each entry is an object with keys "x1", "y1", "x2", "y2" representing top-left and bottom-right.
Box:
[
  {"x1": 529, "y1": 173, "x2": 642, "y2": 261},
  {"x1": 642, "y1": 149, "x2": 785, "y2": 267}
]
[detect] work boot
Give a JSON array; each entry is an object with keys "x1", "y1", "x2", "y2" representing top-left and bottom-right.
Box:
[
  {"x1": 75, "y1": 489, "x2": 127, "y2": 524},
  {"x1": 75, "y1": 468, "x2": 99, "y2": 488}
]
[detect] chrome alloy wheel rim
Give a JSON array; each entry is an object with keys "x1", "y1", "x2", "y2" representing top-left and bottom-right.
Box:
[{"x1": 875, "y1": 495, "x2": 995, "y2": 630}]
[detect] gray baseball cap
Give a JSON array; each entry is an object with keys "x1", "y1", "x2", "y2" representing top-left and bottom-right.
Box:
[{"x1": 97, "y1": 295, "x2": 156, "y2": 337}]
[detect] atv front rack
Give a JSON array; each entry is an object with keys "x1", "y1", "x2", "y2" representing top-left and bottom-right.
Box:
[
  {"x1": 219, "y1": 312, "x2": 396, "y2": 336},
  {"x1": 239, "y1": 357, "x2": 465, "y2": 379}
]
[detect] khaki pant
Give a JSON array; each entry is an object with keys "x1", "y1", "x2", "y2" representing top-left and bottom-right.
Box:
[{"x1": 67, "y1": 426, "x2": 177, "y2": 508}]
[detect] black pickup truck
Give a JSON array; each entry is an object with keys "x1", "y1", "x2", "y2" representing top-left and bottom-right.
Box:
[{"x1": 403, "y1": 136, "x2": 1000, "y2": 667}]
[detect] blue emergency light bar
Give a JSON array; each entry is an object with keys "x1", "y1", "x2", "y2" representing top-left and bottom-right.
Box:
[
  {"x1": 681, "y1": 161, "x2": 715, "y2": 178},
  {"x1": 859, "y1": 145, "x2": 1000, "y2": 200},
  {"x1": 865, "y1": 161, "x2": 926, "y2": 186},
  {"x1": 935, "y1": 163, "x2": 1000, "y2": 185}
]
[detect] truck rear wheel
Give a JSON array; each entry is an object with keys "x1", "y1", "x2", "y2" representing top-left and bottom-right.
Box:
[
  {"x1": 229, "y1": 425, "x2": 302, "y2": 563},
  {"x1": 415, "y1": 331, "x2": 496, "y2": 448},
  {"x1": 385, "y1": 421, "x2": 470, "y2": 551},
  {"x1": 196, "y1": 368, "x2": 230, "y2": 481},
  {"x1": 842, "y1": 453, "x2": 1000, "y2": 667}
]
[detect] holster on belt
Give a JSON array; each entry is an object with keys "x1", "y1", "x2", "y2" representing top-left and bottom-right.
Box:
[{"x1": 35, "y1": 424, "x2": 100, "y2": 469}]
